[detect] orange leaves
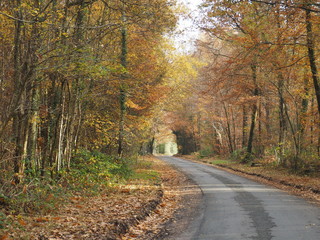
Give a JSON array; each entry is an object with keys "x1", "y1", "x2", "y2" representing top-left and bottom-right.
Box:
[
  {"x1": 35, "y1": 217, "x2": 49, "y2": 223},
  {"x1": 69, "y1": 196, "x2": 82, "y2": 202},
  {"x1": 0, "y1": 234, "x2": 9, "y2": 240},
  {"x1": 45, "y1": 194, "x2": 54, "y2": 201},
  {"x1": 17, "y1": 218, "x2": 27, "y2": 226}
]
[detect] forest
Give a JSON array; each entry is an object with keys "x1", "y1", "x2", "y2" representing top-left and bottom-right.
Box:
[
  {"x1": 170, "y1": 0, "x2": 320, "y2": 174},
  {"x1": 0, "y1": 0, "x2": 180, "y2": 181},
  {"x1": 0, "y1": 0, "x2": 320, "y2": 238}
]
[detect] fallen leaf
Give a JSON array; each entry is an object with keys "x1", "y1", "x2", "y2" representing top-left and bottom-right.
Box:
[
  {"x1": 35, "y1": 217, "x2": 49, "y2": 222},
  {"x1": 0, "y1": 234, "x2": 9, "y2": 240},
  {"x1": 17, "y1": 218, "x2": 27, "y2": 226}
]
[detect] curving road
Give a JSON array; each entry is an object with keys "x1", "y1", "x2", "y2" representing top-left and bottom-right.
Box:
[{"x1": 159, "y1": 156, "x2": 320, "y2": 240}]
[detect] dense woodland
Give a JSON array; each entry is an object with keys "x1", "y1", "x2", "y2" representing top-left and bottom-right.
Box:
[
  {"x1": 1, "y1": 0, "x2": 320, "y2": 195},
  {"x1": 170, "y1": 0, "x2": 320, "y2": 173},
  {"x1": 0, "y1": 0, "x2": 181, "y2": 183}
]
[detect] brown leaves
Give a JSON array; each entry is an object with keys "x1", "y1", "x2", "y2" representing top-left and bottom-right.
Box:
[
  {"x1": 122, "y1": 156, "x2": 195, "y2": 239},
  {"x1": 7, "y1": 181, "x2": 162, "y2": 239},
  {"x1": 0, "y1": 234, "x2": 9, "y2": 240},
  {"x1": 4, "y1": 156, "x2": 194, "y2": 240}
]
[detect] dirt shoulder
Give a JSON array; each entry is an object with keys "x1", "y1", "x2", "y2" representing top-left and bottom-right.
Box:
[
  {"x1": 181, "y1": 155, "x2": 320, "y2": 205},
  {"x1": 122, "y1": 156, "x2": 202, "y2": 240}
]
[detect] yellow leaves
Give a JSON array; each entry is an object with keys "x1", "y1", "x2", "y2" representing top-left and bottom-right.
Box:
[
  {"x1": 29, "y1": 115, "x2": 40, "y2": 125},
  {"x1": 61, "y1": 32, "x2": 69, "y2": 38},
  {"x1": 0, "y1": 12, "x2": 14, "y2": 43},
  {"x1": 165, "y1": 54, "x2": 204, "y2": 87},
  {"x1": 30, "y1": 9, "x2": 39, "y2": 17},
  {"x1": 126, "y1": 99, "x2": 144, "y2": 110},
  {"x1": 83, "y1": 114, "x2": 118, "y2": 149},
  {"x1": 57, "y1": 11, "x2": 65, "y2": 21}
]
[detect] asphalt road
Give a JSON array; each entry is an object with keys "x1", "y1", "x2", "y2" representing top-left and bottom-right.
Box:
[{"x1": 159, "y1": 156, "x2": 320, "y2": 240}]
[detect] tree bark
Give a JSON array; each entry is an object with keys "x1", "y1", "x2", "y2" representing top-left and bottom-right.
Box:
[
  {"x1": 277, "y1": 72, "x2": 286, "y2": 165},
  {"x1": 306, "y1": 8, "x2": 320, "y2": 115},
  {"x1": 118, "y1": 13, "x2": 128, "y2": 157},
  {"x1": 242, "y1": 105, "x2": 248, "y2": 149},
  {"x1": 12, "y1": 0, "x2": 23, "y2": 181},
  {"x1": 222, "y1": 102, "x2": 234, "y2": 154},
  {"x1": 244, "y1": 63, "x2": 259, "y2": 162}
]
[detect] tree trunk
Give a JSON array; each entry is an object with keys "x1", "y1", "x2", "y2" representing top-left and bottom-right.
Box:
[
  {"x1": 310, "y1": 97, "x2": 314, "y2": 145},
  {"x1": 63, "y1": 0, "x2": 86, "y2": 168},
  {"x1": 242, "y1": 105, "x2": 248, "y2": 149},
  {"x1": 25, "y1": 81, "x2": 39, "y2": 175},
  {"x1": 277, "y1": 72, "x2": 286, "y2": 165},
  {"x1": 12, "y1": 0, "x2": 23, "y2": 182},
  {"x1": 118, "y1": 13, "x2": 128, "y2": 157},
  {"x1": 246, "y1": 105, "x2": 257, "y2": 158},
  {"x1": 258, "y1": 100, "x2": 264, "y2": 156},
  {"x1": 306, "y1": 9, "x2": 320, "y2": 115},
  {"x1": 265, "y1": 101, "x2": 271, "y2": 142},
  {"x1": 297, "y1": 74, "x2": 309, "y2": 154},
  {"x1": 222, "y1": 102, "x2": 234, "y2": 154},
  {"x1": 231, "y1": 106, "x2": 237, "y2": 151},
  {"x1": 244, "y1": 63, "x2": 259, "y2": 162}
]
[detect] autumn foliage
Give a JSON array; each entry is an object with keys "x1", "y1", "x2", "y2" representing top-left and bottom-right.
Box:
[
  {"x1": 0, "y1": 0, "x2": 177, "y2": 180},
  {"x1": 168, "y1": 0, "x2": 320, "y2": 172}
]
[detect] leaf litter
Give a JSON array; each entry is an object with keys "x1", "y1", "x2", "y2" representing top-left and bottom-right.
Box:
[{"x1": 3, "y1": 156, "x2": 201, "y2": 240}]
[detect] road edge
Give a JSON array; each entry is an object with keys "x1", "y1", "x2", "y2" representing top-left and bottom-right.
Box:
[{"x1": 178, "y1": 156, "x2": 320, "y2": 206}]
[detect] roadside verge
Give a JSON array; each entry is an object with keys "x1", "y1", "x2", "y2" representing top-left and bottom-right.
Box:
[
  {"x1": 180, "y1": 155, "x2": 320, "y2": 205},
  {"x1": 122, "y1": 156, "x2": 202, "y2": 240},
  {"x1": 3, "y1": 156, "x2": 202, "y2": 240}
]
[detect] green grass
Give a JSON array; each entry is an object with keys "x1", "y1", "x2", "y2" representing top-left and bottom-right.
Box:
[
  {"x1": 0, "y1": 211, "x2": 7, "y2": 230},
  {"x1": 131, "y1": 169, "x2": 160, "y2": 184},
  {"x1": 210, "y1": 159, "x2": 232, "y2": 165}
]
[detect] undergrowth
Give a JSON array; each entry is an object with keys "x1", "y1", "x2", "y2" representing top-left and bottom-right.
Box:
[{"x1": 0, "y1": 150, "x2": 157, "y2": 232}]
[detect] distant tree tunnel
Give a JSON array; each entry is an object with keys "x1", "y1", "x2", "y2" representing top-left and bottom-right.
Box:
[{"x1": 173, "y1": 130, "x2": 198, "y2": 155}]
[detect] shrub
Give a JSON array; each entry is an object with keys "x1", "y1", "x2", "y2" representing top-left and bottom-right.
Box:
[
  {"x1": 71, "y1": 149, "x2": 133, "y2": 184},
  {"x1": 230, "y1": 148, "x2": 246, "y2": 161},
  {"x1": 198, "y1": 148, "x2": 215, "y2": 158},
  {"x1": 0, "y1": 211, "x2": 6, "y2": 229}
]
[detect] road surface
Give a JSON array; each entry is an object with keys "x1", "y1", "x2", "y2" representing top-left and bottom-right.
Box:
[{"x1": 159, "y1": 156, "x2": 320, "y2": 240}]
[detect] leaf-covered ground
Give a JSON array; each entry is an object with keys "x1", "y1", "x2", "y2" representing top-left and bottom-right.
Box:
[
  {"x1": 122, "y1": 157, "x2": 201, "y2": 240},
  {"x1": 1, "y1": 156, "x2": 200, "y2": 240}
]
